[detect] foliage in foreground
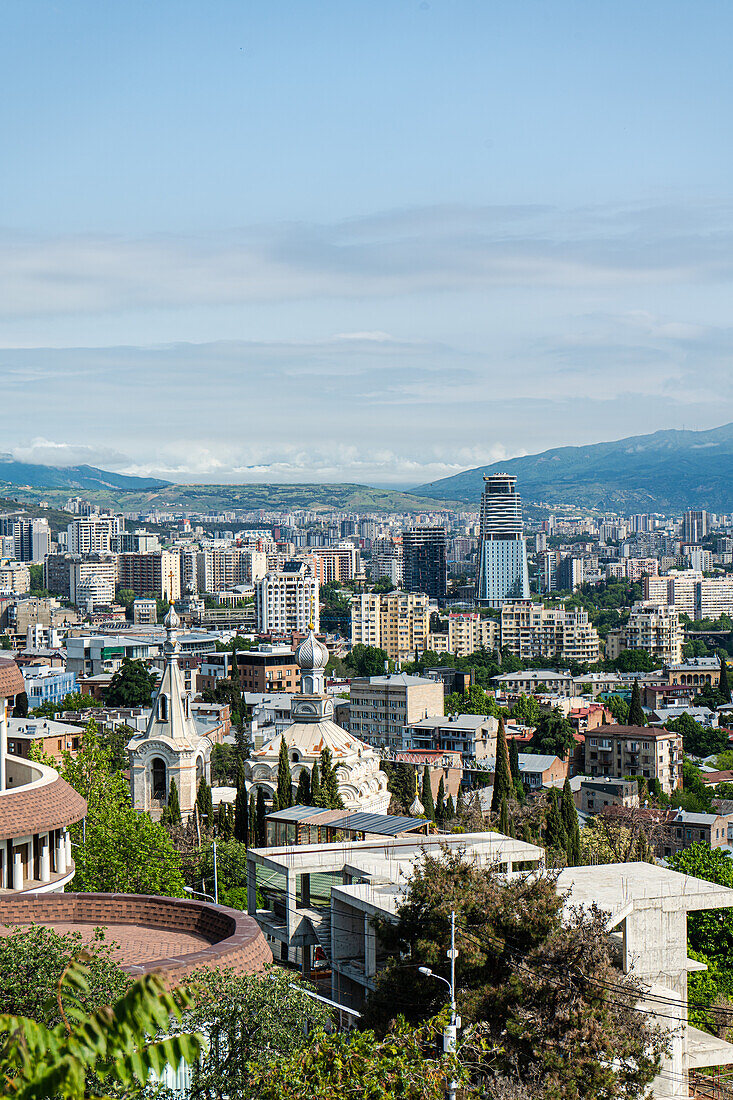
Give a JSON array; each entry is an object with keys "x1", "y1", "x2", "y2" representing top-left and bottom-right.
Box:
[{"x1": 0, "y1": 957, "x2": 203, "y2": 1099}]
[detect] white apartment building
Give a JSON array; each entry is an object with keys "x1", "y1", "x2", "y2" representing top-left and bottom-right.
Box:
[
  {"x1": 500, "y1": 600, "x2": 600, "y2": 663},
  {"x1": 0, "y1": 561, "x2": 31, "y2": 595},
  {"x1": 350, "y1": 591, "x2": 430, "y2": 661},
  {"x1": 606, "y1": 601, "x2": 683, "y2": 664},
  {"x1": 66, "y1": 515, "x2": 123, "y2": 555},
  {"x1": 605, "y1": 558, "x2": 659, "y2": 583},
  {"x1": 196, "y1": 548, "x2": 267, "y2": 593},
  {"x1": 644, "y1": 571, "x2": 733, "y2": 619},
  {"x1": 256, "y1": 562, "x2": 319, "y2": 635},
  {"x1": 68, "y1": 556, "x2": 118, "y2": 607},
  {"x1": 370, "y1": 546, "x2": 403, "y2": 587},
  {"x1": 427, "y1": 612, "x2": 499, "y2": 657}
]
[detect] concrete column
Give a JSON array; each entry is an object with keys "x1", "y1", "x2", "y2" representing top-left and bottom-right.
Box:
[
  {"x1": 246, "y1": 860, "x2": 258, "y2": 914},
  {"x1": 40, "y1": 834, "x2": 51, "y2": 883},
  {"x1": 64, "y1": 830, "x2": 71, "y2": 865},
  {"x1": 365, "y1": 915, "x2": 377, "y2": 978},
  {"x1": 0, "y1": 699, "x2": 7, "y2": 793},
  {"x1": 55, "y1": 831, "x2": 67, "y2": 876},
  {"x1": 13, "y1": 847, "x2": 23, "y2": 891},
  {"x1": 301, "y1": 873, "x2": 311, "y2": 908},
  {"x1": 286, "y1": 870, "x2": 297, "y2": 939}
]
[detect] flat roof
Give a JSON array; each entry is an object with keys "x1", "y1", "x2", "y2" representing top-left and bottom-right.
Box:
[
  {"x1": 325, "y1": 812, "x2": 426, "y2": 836},
  {"x1": 410, "y1": 714, "x2": 495, "y2": 730}
]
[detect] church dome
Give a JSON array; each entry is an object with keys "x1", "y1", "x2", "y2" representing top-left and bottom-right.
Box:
[
  {"x1": 164, "y1": 603, "x2": 180, "y2": 631},
  {"x1": 296, "y1": 629, "x2": 329, "y2": 672}
]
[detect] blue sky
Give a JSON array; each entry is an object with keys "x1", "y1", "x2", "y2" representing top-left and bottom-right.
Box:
[{"x1": 3, "y1": 0, "x2": 733, "y2": 485}]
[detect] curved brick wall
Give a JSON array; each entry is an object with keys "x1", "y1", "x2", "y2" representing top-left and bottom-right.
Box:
[
  {"x1": 0, "y1": 893, "x2": 272, "y2": 978},
  {"x1": 0, "y1": 776, "x2": 87, "y2": 840}
]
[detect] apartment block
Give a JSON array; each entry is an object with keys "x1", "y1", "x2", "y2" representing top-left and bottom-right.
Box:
[
  {"x1": 303, "y1": 545, "x2": 362, "y2": 584},
  {"x1": 0, "y1": 518, "x2": 51, "y2": 563},
  {"x1": 117, "y1": 550, "x2": 181, "y2": 601},
  {"x1": 255, "y1": 561, "x2": 319, "y2": 635},
  {"x1": 402, "y1": 527, "x2": 447, "y2": 601},
  {"x1": 405, "y1": 712, "x2": 498, "y2": 759},
  {"x1": 0, "y1": 562, "x2": 30, "y2": 595},
  {"x1": 583, "y1": 724, "x2": 682, "y2": 795},
  {"x1": 68, "y1": 556, "x2": 118, "y2": 607},
  {"x1": 234, "y1": 645, "x2": 301, "y2": 693},
  {"x1": 644, "y1": 571, "x2": 733, "y2": 619},
  {"x1": 196, "y1": 548, "x2": 267, "y2": 593},
  {"x1": 607, "y1": 601, "x2": 683, "y2": 664},
  {"x1": 427, "y1": 612, "x2": 499, "y2": 657},
  {"x1": 66, "y1": 515, "x2": 123, "y2": 555},
  {"x1": 350, "y1": 591, "x2": 430, "y2": 661},
  {"x1": 499, "y1": 600, "x2": 600, "y2": 663},
  {"x1": 347, "y1": 673, "x2": 445, "y2": 750}
]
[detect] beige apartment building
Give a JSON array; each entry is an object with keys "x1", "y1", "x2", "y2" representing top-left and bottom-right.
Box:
[
  {"x1": 350, "y1": 591, "x2": 429, "y2": 661},
  {"x1": 583, "y1": 724, "x2": 683, "y2": 795},
  {"x1": 196, "y1": 548, "x2": 267, "y2": 593},
  {"x1": 606, "y1": 601, "x2": 683, "y2": 665},
  {"x1": 427, "y1": 612, "x2": 499, "y2": 657},
  {"x1": 0, "y1": 562, "x2": 30, "y2": 595},
  {"x1": 644, "y1": 571, "x2": 733, "y2": 619},
  {"x1": 347, "y1": 672, "x2": 444, "y2": 750},
  {"x1": 499, "y1": 600, "x2": 600, "y2": 663}
]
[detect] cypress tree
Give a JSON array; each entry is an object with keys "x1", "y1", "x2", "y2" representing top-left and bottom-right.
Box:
[
  {"x1": 499, "y1": 797, "x2": 509, "y2": 837},
  {"x1": 249, "y1": 792, "x2": 257, "y2": 846},
  {"x1": 277, "y1": 739, "x2": 293, "y2": 809},
  {"x1": 421, "y1": 765, "x2": 435, "y2": 820},
  {"x1": 256, "y1": 787, "x2": 267, "y2": 846},
  {"x1": 628, "y1": 678, "x2": 646, "y2": 727},
  {"x1": 295, "y1": 768, "x2": 311, "y2": 806},
  {"x1": 456, "y1": 789, "x2": 465, "y2": 817},
  {"x1": 544, "y1": 788, "x2": 567, "y2": 856},
  {"x1": 560, "y1": 778, "x2": 580, "y2": 866},
  {"x1": 508, "y1": 737, "x2": 520, "y2": 780},
  {"x1": 216, "y1": 801, "x2": 232, "y2": 839},
  {"x1": 318, "y1": 747, "x2": 343, "y2": 809},
  {"x1": 719, "y1": 652, "x2": 731, "y2": 703},
  {"x1": 234, "y1": 759, "x2": 249, "y2": 844},
  {"x1": 435, "y1": 776, "x2": 446, "y2": 821},
  {"x1": 196, "y1": 777, "x2": 213, "y2": 824},
  {"x1": 310, "y1": 761, "x2": 321, "y2": 805},
  {"x1": 445, "y1": 793, "x2": 455, "y2": 820},
  {"x1": 165, "y1": 778, "x2": 181, "y2": 826},
  {"x1": 491, "y1": 717, "x2": 513, "y2": 813}
]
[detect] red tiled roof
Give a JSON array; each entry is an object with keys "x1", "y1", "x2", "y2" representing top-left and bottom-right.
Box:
[{"x1": 0, "y1": 660, "x2": 25, "y2": 700}]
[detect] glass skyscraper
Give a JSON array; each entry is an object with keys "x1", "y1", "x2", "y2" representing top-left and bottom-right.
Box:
[{"x1": 476, "y1": 474, "x2": 529, "y2": 607}]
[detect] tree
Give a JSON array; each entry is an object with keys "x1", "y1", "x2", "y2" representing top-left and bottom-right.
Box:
[
  {"x1": 363, "y1": 850, "x2": 665, "y2": 1099},
  {"x1": 561, "y1": 777, "x2": 580, "y2": 866},
  {"x1": 445, "y1": 683, "x2": 503, "y2": 718},
  {"x1": 256, "y1": 787, "x2": 267, "y2": 846},
  {"x1": 719, "y1": 652, "x2": 732, "y2": 704},
  {"x1": 668, "y1": 844, "x2": 733, "y2": 969},
  {"x1": 310, "y1": 760, "x2": 321, "y2": 805},
  {"x1": 499, "y1": 797, "x2": 510, "y2": 836},
  {"x1": 435, "y1": 776, "x2": 445, "y2": 821},
  {"x1": 314, "y1": 747, "x2": 343, "y2": 809},
  {"x1": 162, "y1": 777, "x2": 182, "y2": 827},
  {"x1": 445, "y1": 793, "x2": 455, "y2": 819},
  {"x1": 233, "y1": 759, "x2": 249, "y2": 844},
  {"x1": 667, "y1": 712, "x2": 728, "y2": 758},
  {"x1": 249, "y1": 792, "x2": 257, "y2": 847},
  {"x1": 211, "y1": 742, "x2": 239, "y2": 785},
  {"x1": 195, "y1": 838, "x2": 250, "y2": 909},
  {"x1": 105, "y1": 657, "x2": 157, "y2": 707},
  {"x1": 511, "y1": 693, "x2": 543, "y2": 727},
  {"x1": 508, "y1": 737, "x2": 520, "y2": 780},
  {"x1": 0, "y1": 957, "x2": 202, "y2": 1100},
  {"x1": 185, "y1": 967, "x2": 331, "y2": 1097},
  {"x1": 196, "y1": 776, "x2": 213, "y2": 824},
  {"x1": 628, "y1": 678, "x2": 646, "y2": 726},
  {"x1": 527, "y1": 707, "x2": 576, "y2": 760},
  {"x1": 0, "y1": 634, "x2": 11, "y2": 650},
  {"x1": 491, "y1": 718, "x2": 513, "y2": 812},
  {"x1": 346, "y1": 643, "x2": 388, "y2": 678},
  {"x1": 605, "y1": 693, "x2": 629, "y2": 724},
  {"x1": 62, "y1": 722, "x2": 185, "y2": 896},
  {"x1": 0, "y1": 925, "x2": 128, "y2": 1026},
  {"x1": 421, "y1": 765, "x2": 435, "y2": 821},
  {"x1": 295, "y1": 768, "x2": 311, "y2": 805},
  {"x1": 12, "y1": 691, "x2": 28, "y2": 718},
  {"x1": 277, "y1": 738, "x2": 293, "y2": 809},
  {"x1": 543, "y1": 788, "x2": 567, "y2": 857},
  {"x1": 248, "y1": 1018, "x2": 459, "y2": 1100},
  {"x1": 614, "y1": 649, "x2": 656, "y2": 673}
]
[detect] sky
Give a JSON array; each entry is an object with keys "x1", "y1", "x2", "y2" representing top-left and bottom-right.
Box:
[{"x1": 3, "y1": 0, "x2": 733, "y2": 487}]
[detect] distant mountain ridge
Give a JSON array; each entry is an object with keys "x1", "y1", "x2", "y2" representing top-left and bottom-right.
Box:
[
  {"x1": 0, "y1": 454, "x2": 170, "y2": 492},
  {"x1": 411, "y1": 423, "x2": 733, "y2": 512}
]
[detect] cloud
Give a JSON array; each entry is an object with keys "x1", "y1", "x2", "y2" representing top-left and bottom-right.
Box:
[
  {"x1": 9, "y1": 439, "x2": 132, "y2": 468},
  {"x1": 2, "y1": 201, "x2": 733, "y2": 319}
]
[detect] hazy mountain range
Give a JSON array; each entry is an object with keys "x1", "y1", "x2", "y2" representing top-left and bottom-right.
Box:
[
  {"x1": 412, "y1": 423, "x2": 733, "y2": 512},
  {"x1": 3, "y1": 422, "x2": 733, "y2": 513}
]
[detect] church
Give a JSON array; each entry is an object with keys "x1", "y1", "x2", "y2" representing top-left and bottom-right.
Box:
[
  {"x1": 245, "y1": 629, "x2": 390, "y2": 814},
  {"x1": 127, "y1": 603, "x2": 219, "y2": 818}
]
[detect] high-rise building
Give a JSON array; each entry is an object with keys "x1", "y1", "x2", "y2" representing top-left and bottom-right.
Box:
[
  {"x1": 350, "y1": 591, "x2": 430, "y2": 661},
  {"x1": 0, "y1": 517, "x2": 50, "y2": 562},
  {"x1": 255, "y1": 561, "x2": 319, "y2": 635},
  {"x1": 476, "y1": 474, "x2": 529, "y2": 607},
  {"x1": 557, "y1": 555, "x2": 584, "y2": 592},
  {"x1": 118, "y1": 550, "x2": 181, "y2": 601},
  {"x1": 67, "y1": 515, "x2": 123, "y2": 554},
  {"x1": 402, "y1": 527, "x2": 447, "y2": 600},
  {"x1": 683, "y1": 511, "x2": 708, "y2": 545}
]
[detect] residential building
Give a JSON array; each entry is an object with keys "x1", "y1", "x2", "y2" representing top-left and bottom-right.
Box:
[
  {"x1": 304, "y1": 545, "x2": 362, "y2": 584},
  {"x1": 476, "y1": 474, "x2": 529, "y2": 607},
  {"x1": 658, "y1": 807, "x2": 733, "y2": 858},
  {"x1": 0, "y1": 658, "x2": 87, "y2": 891},
  {"x1": 499, "y1": 600, "x2": 600, "y2": 663},
  {"x1": 576, "y1": 777, "x2": 639, "y2": 815},
  {"x1": 515, "y1": 752, "x2": 567, "y2": 790},
  {"x1": 65, "y1": 634, "x2": 154, "y2": 678},
  {"x1": 405, "y1": 713, "x2": 498, "y2": 760},
  {"x1": 493, "y1": 669, "x2": 578, "y2": 697},
  {"x1": 644, "y1": 571, "x2": 733, "y2": 619},
  {"x1": 583, "y1": 724, "x2": 682, "y2": 795},
  {"x1": 666, "y1": 656, "x2": 722, "y2": 688},
  {"x1": 537, "y1": 550, "x2": 558, "y2": 593},
  {"x1": 68, "y1": 555, "x2": 118, "y2": 607},
  {"x1": 133, "y1": 598, "x2": 158, "y2": 625},
  {"x1": 234, "y1": 644, "x2": 301, "y2": 693},
  {"x1": 66, "y1": 515, "x2": 123, "y2": 555},
  {"x1": 7, "y1": 717, "x2": 86, "y2": 762},
  {"x1": 0, "y1": 561, "x2": 30, "y2": 595},
  {"x1": 683, "y1": 510, "x2": 708, "y2": 545},
  {"x1": 118, "y1": 550, "x2": 181, "y2": 601},
  {"x1": 427, "y1": 612, "x2": 499, "y2": 657},
  {"x1": 256, "y1": 562, "x2": 319, "y2": 635},
  {"x1": 0, "y1": 518, "x2": 51, "y2": 563},
  {"x1": 347, "y1": 673, "x2": 444, "y2": 750},
  {"x1": 22, "y1": 666, "x2": 77, "y2": 708},
  {"x1": 402, "y1": 527, "x2": 447, "y2": 601},
  {"x1": 610, "y1": 601, "x2": 684, "y2": 664},
  {"x1": 195, "y1": 548, "x2": 267, "y2": 593},
  {"x1": 370, "y1": 541, "x2": 403, "y2": 587},
  {"x1": 350, "y1": 591, "x2": 429, "y2": 661},
  {"x1": 557, "y1": 555, "x2": 584, "y2": 591}
]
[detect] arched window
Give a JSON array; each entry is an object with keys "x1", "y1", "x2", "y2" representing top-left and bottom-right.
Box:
[
  {"x1": 158, "y1": 694, "x2": 169, "y2": 722},
  {"x1": 196, "y1": 755, "x2": 204, "y2": 783},
  {"x1": 291, "y1": 751, "x2": 300, "y2": 763},
  {"x1": 152, "y1": 758, "x2": 167, "y2": 800}
]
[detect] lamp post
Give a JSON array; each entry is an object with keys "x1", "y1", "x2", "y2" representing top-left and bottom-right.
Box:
[
  {"x1": 184, "y1": 886, "x2": 216, "y2": 903},
  {"x1": 418, "y1": 911, "x2": 459, "y2": 1100}
]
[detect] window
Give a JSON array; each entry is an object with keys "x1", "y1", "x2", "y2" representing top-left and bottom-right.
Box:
[{"x1": 151, "y1": 758, "x2": 166, "y2": 800}]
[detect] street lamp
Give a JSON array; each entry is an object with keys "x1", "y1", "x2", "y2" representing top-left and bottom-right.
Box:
[
  {"x1": 418, "y1": 911, "x2": 460, "y2": 1100},
  {"x1": 184, "y1": 886, "x2": 216, "y2": 904}
]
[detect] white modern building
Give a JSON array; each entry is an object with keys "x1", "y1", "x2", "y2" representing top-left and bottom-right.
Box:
[
  {"x1": 476, "y1": 474, "x2": 529, "y2": 607},
  {"x1": 256, "y1": 561, "x2": 319, "y2": 635}
]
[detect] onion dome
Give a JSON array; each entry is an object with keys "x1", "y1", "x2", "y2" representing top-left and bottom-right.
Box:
[
  {"x1": 409, "y1": 794, "x2": 425, "y2": 816},
  {"x1": 296, "y1": 628, "x2": 329, "y2": 672},
  {"x1": 164, "y1": 602, "x2": 180, "y2": 631}
]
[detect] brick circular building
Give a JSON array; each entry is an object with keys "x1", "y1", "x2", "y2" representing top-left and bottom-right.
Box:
[{"x1": 0, "y1": 892, "x2": 272, "y2": 978}]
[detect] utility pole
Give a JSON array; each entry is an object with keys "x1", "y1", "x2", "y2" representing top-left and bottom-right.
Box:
[
  {"x1": 212, "y1": 837, "x2": 219, "y2": 904},
  {"x1": 445, "y1": 910, "x2": 459, "y2": 1100}
]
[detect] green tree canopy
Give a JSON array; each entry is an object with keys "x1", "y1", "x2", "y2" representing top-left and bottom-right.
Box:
[
  {"x1": 628, "y1": 678, "x2": 646, "y2": 726},
  {"x1": 491, "y1": 718, "x2": 513, "y2": 813},
  {"x1": 277, "y1": 738, "x2": 294, "y2": 809},
  {"x1": 667, "y1": 712, "x2": 729, "y2": 758},
  {"x1": 105, "y1": 657, "x2": 157, "y2": 707},
  {"x1": 668, "y1": 844, "x2": 733, "y2": 969},
  {"x1": 527, "y1": 707, "x2": 576, "y2": 760},
  {"x1": 346, "y1": 643, "x2": 388, "y2": 678},
  {"x1": 445, "y1": 683, "x2": 504, "y2": 718}
]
